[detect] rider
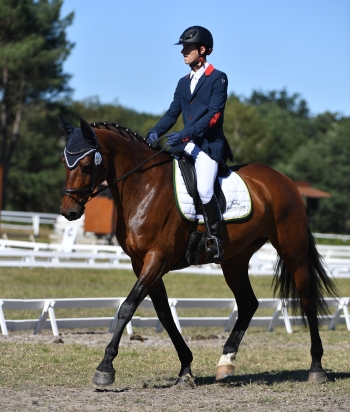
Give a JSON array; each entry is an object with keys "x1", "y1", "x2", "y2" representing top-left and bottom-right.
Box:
[{"x1": 147, "y1": 26, "x2": 233, "y2": 264}]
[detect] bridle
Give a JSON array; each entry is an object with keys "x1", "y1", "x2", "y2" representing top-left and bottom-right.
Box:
[
  {"x1": 63, "y1": 150, "x2": 108, "y2": 209},
  {"x1": 63, "y1": 138, "x2": 169, "y2": 210}
]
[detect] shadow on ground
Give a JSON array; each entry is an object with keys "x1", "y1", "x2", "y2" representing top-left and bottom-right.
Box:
[{"x1": 194, "y1": 370, "x2": 350, "y2": 387}]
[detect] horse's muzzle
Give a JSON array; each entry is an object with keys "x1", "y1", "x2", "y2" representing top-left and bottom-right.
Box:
[{"x1": 60, "y1": 204, "x2": 84, "y2": 221}]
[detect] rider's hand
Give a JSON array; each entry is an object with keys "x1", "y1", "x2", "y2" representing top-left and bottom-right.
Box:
[
  {"x1": 166, "y1": 132, "x2": 187, "y2": 146},
  {"x1": 146, "y1": 132, "x2": 158, "y2": 146}
]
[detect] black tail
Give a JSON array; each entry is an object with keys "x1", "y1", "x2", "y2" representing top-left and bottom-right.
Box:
[{"x1": 272, "y1": 227, "x2": 339, "y2": 325}]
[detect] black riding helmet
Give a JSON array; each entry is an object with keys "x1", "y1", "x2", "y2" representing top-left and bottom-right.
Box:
[{"x1": 175, "y1": 26, "x2": 213, "y2": 67}]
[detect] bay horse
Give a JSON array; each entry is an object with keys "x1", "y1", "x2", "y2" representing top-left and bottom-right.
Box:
[{"x1": 59, "y1": 116, "x2": 338, "y2": 389}]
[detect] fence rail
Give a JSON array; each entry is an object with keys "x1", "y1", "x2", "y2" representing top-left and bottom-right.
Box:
[
  {"x1": 0, "y1": 211, "x2": 59, "y2": 235},
  {"x1": 2, "y1": 239, "x2": 350, "y2": 277},
  {"x1": 0, "y1": 297, "x2": 349, "y2": 337}
]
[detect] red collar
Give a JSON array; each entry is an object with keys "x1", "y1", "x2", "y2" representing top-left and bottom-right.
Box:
[
  {"x1": 186, "y1": 64, "x2": 215, "y2": 78},
  {"x1": 205, "y1": 64, "x2": 215, "y2": 76}
]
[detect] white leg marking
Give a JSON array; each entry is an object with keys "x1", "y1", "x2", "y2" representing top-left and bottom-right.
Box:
[{"x1": 217, "y1": 352, "x2": 236, "y2": 367}]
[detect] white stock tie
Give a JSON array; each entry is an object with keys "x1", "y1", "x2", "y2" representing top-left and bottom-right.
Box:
[{"x1": 190, "y1": 77, "x2": 198, "y2": 94}]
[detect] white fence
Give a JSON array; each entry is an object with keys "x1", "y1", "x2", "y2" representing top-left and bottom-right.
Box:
[
  {"x1": 1, "y1": 297, "x2": 349, "y2": 337},
  {"x1": 2, "y1": 238, "x2": 350, "y2": 277},
  {"x1": 0, "y1": 211, "x2": 59, "y2": 236}
]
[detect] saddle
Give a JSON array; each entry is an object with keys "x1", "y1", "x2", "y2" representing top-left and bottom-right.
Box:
[
  {"x1": 171, "y1": 153, "x2": 232, "y2": 271},
  {"x1": 177, "y1": 151, "x2": 229, "y2": 215}
]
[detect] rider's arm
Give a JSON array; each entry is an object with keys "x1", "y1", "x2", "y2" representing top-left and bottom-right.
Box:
[{"x1": 148, "y1": 82, "x2": 182, "y2": 136}]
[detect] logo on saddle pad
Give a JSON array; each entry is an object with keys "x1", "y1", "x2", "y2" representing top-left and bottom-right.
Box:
[{"x1": 173, "y1": 159, "x2": 252, "y2": 224}]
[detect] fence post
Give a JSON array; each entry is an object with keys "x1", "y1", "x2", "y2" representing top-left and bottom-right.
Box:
[
  {"x1": 32, "y1": 215, "x2": 40, "y2": 236},
  {"x1": 343, "y1": 298, "x2": 350, "y2": 331},
  {"x1": 224, "y1": 301, "x2": 238, "y2": 332},
  {"x1": 329, "y1": 299, "x2": 344, "y2": 330},
  {"x1": 169, "y1": 299, "x2": 181, "y2": 333},
  {"x1": 0, "y1": 300, "x2": 8, "y2": 336},
  {"x1": 282, "y1": 303, "x2": 292, "y2": 334},
  {"x1": 34, "y1": 300, "x2": 56, "y2": 335},
  {"x1": 267, "y1": 300, "x2": 282, "y2": 332},
  {"x1": 108, "y1": 298, "x2": 134, "y2": 334},
  {"x1": 48, "y1": 301, "x2": 59, "y2": 337}
]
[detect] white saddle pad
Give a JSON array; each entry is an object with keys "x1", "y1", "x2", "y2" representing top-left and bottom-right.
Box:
[{"x1": 173, "y1": 159, "x2": 252, "y2": 224}]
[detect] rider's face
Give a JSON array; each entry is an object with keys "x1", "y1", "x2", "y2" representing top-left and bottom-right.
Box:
[{"x1": 181, "y1": 43, "x2": 199, "y2": 66}]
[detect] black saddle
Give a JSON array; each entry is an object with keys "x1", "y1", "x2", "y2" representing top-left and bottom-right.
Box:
[{"x1": 177, "y1": 152, "x2": 229, "y2": 214}]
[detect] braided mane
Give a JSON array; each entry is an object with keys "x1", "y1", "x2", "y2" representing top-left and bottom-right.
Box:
[{"x1": 90, "y1": 121, "x2": 148, "y2": 145}]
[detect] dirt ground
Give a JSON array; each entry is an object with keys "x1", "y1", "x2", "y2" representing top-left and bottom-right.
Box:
[{"x1": 1, "y1": 332, "x2": 350, "y2": 412}]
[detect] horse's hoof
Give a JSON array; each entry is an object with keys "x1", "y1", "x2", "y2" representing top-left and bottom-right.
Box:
[
  {"x1": 174, "y1": 373, "x2": 196, "y2": 389},
  {"x1": 92, "y1": 369, "x2": 116, "y2": 388},
  {"x1": 215, "y1": 364, "x2": 235, "y2": 382},
  {"x1": 308, "y1": 371, "x2": 327, "y2": 383}
]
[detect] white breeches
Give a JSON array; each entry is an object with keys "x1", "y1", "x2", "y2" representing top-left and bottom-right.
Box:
[{"x1": 184, "y1": 142, "x2": 218, "y2": 205}]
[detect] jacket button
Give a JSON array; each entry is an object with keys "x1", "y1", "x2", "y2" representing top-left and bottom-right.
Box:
[
  {"x1": 188, "y1": 116, "x2": 192, "y2": 120},
  {"x1": 190, "y1": 100, "x2": 193, "y2": 104}
]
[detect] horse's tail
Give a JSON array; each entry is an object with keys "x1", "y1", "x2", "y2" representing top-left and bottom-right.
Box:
[{"x1": 272, "y1": 226, "x2": 339, "y2": 325}]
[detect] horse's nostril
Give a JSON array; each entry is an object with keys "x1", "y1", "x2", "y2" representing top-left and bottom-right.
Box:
[
  {"x1": 60, "y1": 207, "x2": 79, "y2": 221},
  {"x1": 67, "y1": 211, "x2": 79, "y2": 221}
]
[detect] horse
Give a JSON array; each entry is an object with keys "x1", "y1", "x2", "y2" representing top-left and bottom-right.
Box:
[{"x1": 59, "y1": 116, "x2": 338, "y2": 389}]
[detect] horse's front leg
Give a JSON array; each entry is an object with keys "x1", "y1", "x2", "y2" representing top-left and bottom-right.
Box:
[
  {"x1": 92, "y1": 252, "x2": 172, "y2": 388},
  {"x1": 92, "y1": 273, "x2": 153, "y2": 388},
  {"x1": 149, "y1": 279, "x2": 195, "y2": 388}
]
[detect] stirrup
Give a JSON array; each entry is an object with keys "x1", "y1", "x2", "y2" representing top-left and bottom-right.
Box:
[{"x1": 205, "y1": 236, "x2": 223, "y2": 263}]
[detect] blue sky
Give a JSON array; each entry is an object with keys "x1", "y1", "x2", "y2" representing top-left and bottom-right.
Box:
[{"x1": 61, "y1": 0, "x2": 350, "y2": 117}]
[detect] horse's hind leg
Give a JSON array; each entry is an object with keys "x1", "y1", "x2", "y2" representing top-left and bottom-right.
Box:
[
  {"x1": 273, "y1": 228, "x2": 337, "y2": 383},
  {"x1": 148, "y1": 279, "x2": 195, "y2": 388},
  {"x1": 216, "y1": 254, "x2": 259, "y2": 382},
  {"x1": 279, "y1": 259, "x2": 327, "y2": 383}
]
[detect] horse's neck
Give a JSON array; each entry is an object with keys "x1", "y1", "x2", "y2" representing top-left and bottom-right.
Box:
[{"x1": 101, "y1": 131, "x2": 172, "y2": 204}]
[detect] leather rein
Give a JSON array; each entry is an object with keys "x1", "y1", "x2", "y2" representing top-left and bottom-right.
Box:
[{"x1": 63, "y1": 138, "x2": 169, "y2": 209}]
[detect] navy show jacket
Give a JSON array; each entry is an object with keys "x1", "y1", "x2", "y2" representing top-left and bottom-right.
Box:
[{"x1": 149, "y1": 64, "x2": 233, "y2": 165}]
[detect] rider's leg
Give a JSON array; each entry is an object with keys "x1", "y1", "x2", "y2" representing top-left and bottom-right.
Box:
[
  {"x1": 202, "y1": 194, "x2": 224, "y2": 262},
  {"x1": 184, "y1": 143, "x2": 223, "y2": 263}
]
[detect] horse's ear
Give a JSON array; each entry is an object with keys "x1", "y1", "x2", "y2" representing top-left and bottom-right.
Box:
[
  {"x1": 80, "y1": 118, "x2": 98, "y2": 146},
  {"x1": 59, "y1": 114, "x2": 74, "y2": 136}
]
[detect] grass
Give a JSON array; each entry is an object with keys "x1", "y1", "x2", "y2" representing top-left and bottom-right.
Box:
[
  {"x1": 0, "y1": 268, "x2": 349, "y2": 405},
  {"x1": 0, "y1": 326, "x2": 349, "y2": 390}
]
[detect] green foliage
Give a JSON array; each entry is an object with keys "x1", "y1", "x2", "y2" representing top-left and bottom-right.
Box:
[
  {"x1": 277, "y1": 119, "x2": 350, "y2": 233},
  {"x1": 0, "y1": 0, "x2": 74, "y2": 207},
  {"x1": 249, "y1": 100, "x2": 314, "y2": 166},
  {"x1": 7, "y1": 101, "x2": 66, "y2": 212},
  {"x1": 223, "y1": 95, "x2": 270, "y2": 164},
  {"x1": 247, "y1": 88, "x2": 310, "y2": 118},
  {"x1": 69, "y1": 97, "x2": 161, "y2": 138}
]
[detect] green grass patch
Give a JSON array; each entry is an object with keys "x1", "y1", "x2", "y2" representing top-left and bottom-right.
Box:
[{"x1": 0, "y1": 326, "x2": 349, "y2": 390}]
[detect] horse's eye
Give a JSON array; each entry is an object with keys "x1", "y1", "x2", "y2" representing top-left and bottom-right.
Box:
[{"x1": 81, "y1": 164, "x2": 92, "y2": 174}]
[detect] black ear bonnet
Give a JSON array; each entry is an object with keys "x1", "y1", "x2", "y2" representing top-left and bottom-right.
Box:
[{"x1": 59, "y1": 115, "x2": 102, "y2": 170}]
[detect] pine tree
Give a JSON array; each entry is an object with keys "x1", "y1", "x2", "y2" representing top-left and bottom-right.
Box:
[{"x1": 0, "y1": 0, "x2": 73, "y2": 208}]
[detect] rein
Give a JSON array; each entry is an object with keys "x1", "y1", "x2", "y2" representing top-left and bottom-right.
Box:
[
  {"x1": 92, "y1": 144, "x2": 170, "y2": 198},
  {"x1": 64, "y1": 135, "x2": 169, "y2": 208}
]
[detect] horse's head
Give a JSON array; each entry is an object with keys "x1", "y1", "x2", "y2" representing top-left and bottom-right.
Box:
[{"x1": 59, "y1": 115, "x2": 107, "y2": 221}]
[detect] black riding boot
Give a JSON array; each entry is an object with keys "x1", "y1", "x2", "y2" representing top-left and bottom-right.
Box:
[{"x1": 202, "y1": 195, "x2": 224, "y2": 263}]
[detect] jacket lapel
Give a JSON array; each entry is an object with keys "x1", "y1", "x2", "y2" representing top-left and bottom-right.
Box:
[
  {"x1": 190, "y1": 75, "x2": 206, "y2": 98},
  {"x1": 184, "y1": 73, "x2": 191, "y2": 98},
  {"x1": 190, "y1": 64, "x2": 215, "y2": 99}
]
